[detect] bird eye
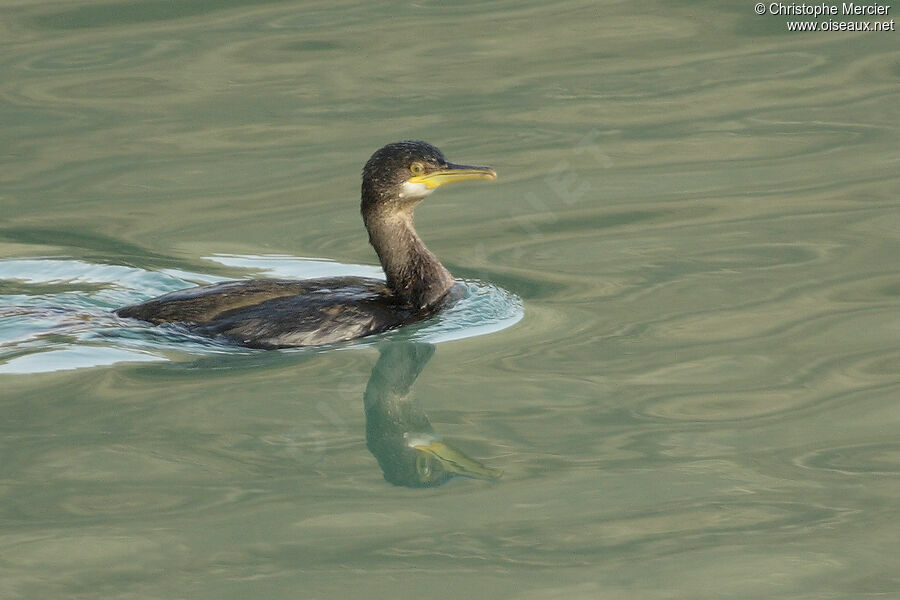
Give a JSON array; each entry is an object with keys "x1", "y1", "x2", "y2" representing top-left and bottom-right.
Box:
[{"x1": 409, "y1": 162, "x2": 425, "y2": 175}]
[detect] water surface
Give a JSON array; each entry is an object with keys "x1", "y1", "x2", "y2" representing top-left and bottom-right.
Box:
[{"x1": 1, "y1": 1, "x2": 899, "y2": 598}]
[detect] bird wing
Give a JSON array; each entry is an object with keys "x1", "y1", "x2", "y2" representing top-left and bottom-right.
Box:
[
  {"x1": 193, "y1": 283, "x2": 416, "y2": 348},
  {"x1": 116, "y1": 277, "x2": 421, "y2": 348}
]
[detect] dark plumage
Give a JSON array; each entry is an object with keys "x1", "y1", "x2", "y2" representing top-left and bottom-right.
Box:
[{"x1": 115, "y1": 141, "x2": 496, "y2": 348}]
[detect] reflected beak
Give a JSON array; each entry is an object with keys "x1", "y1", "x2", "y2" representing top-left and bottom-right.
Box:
[
  {"x1": 407, "y1": 163, "x2": 497, "y2": 190},
  {"x1": 413, "y1": 440, "x2": 503, "y2": 481}
]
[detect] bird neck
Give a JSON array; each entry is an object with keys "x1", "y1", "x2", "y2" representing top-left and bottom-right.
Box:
[{"x1": 364, "y1": 208, "x2": 454, "y2": 309}]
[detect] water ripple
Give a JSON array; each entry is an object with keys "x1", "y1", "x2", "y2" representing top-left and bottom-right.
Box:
[
  {"x1": 797, "y1": 442, "x2": 900, "y2": 476},
  {"x1": 0, "y1": 256, "x2": 522, "y2": 373}
]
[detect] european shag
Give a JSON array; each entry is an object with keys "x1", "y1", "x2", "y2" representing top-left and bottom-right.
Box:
[{"x1": 115, "y1": 141, "x2": 497, "y2": 348}]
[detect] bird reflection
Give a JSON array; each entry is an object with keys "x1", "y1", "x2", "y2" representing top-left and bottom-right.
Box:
[{"x1": 363, "y1": 341, "x2": 501, "y2": 487}]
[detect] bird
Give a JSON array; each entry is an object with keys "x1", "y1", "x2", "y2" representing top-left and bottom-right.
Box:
[{"x1": 115, "y1": 141, "x2": 497, "y2": 349}]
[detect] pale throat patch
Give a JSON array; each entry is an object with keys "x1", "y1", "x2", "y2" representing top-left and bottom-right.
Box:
[{"x1": 398, "y1": 180, "x2": 435, "y2": 200}]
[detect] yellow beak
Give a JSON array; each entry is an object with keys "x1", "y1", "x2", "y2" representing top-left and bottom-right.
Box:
[
  {"x1": 413, "y1": 440, "x2": 503, "y2": 481},
  {"x1": 407, "y1": 163, "x2": 497, "y2": 190}
]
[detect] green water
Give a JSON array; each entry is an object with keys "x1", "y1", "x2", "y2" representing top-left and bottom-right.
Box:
[{"x1": 2, "y1": 1, "x2": 899, "y2": 598}]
